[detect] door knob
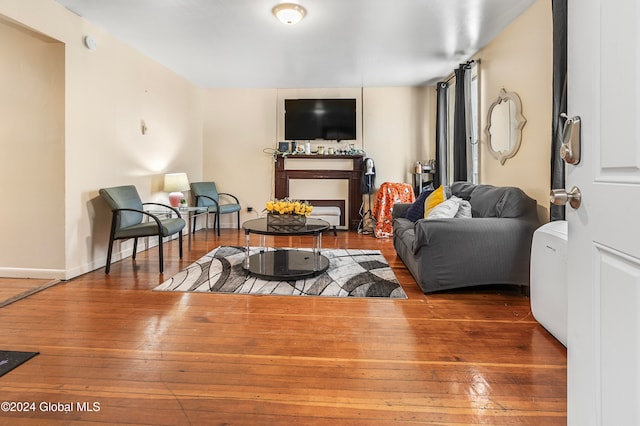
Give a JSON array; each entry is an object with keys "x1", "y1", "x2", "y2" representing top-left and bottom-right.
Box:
[{"x1": 550, "y1": 186, "x2": 582, "y2": 209}]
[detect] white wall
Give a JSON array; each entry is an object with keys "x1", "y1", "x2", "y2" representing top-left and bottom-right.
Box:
[
  {"x1": 202, "y1": 88, "x2": 277, "y2": 224},
  {"x1": 202, "y1": 86, "x2": 435, "y2": 227},
  {"x1": 475, "y1": 0, "x2": 552, "y2": 222},
  {"x1": 0, "y1": 0, "x2": 203, "y2": 279},
  {"x1": 362, "y1": 87, "x2": 436, "y2": 187},
  {"x1": 0, "y1": 17, "x2": 65, "y2": 276},
  {"x1": 64, "y1": 28, "x2": 204, "y2": 278}
]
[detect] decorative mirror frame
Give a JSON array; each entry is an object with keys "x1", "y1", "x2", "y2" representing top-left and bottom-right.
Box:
[{"x1": 485, "y1": 88, "x2": 527, "y2": 165}]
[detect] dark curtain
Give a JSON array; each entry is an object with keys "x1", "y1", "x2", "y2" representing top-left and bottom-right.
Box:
[
  {"x1": 434, "y1": 82, "x2": 449, "y2": 188},
  {"x1": 550, "y1": 0, "x2": 567, "y2": 221},
  {"x1": 453, "y1": 65, "x2": 468, "y2": 182}
]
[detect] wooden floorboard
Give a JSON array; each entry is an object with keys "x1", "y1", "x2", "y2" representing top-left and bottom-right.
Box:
[
  {"x1": 0, "y1": 229, "x2": 566, "y2": 425},
  {"x1": 0, "y1": 278, "x2": 60, "y2": 308}
]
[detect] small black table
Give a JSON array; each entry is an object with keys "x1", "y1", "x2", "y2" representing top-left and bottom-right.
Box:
[{"x1": 242, "y1": 217, "x2": 330, "y2": 280}]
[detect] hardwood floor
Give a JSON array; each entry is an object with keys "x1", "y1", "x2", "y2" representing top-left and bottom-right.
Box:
[
  {"x1": 0, "y1": 278, "x2": 60, "y2": 308},
  {"x1": 0, "y1": 229, "x2": 566, "y2": 425}
]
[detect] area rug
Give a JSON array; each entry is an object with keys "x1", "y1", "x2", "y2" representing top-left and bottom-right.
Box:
[
  {"x1": 155, "y1": 246, "x2": 407, "y2": 299},
  {"x1": 0, "y1": 351, "x2": 39, "y2": 377}
]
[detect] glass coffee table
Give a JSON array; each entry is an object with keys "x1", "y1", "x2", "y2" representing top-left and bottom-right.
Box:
[{"x1": 242, "y1": 217, "x2": 330, "y2": 280}]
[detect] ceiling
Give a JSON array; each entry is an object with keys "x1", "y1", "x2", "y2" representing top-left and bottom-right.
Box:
[{"x1": 54, "y1": 0, "x2": 536, "y2": 89}]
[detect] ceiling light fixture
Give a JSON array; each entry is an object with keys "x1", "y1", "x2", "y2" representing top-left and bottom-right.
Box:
[{"x1": 272, "y1": 3, "x2": 307, "y2": 25}]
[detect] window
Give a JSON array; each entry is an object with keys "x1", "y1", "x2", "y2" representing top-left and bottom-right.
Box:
[{"x1": 468, "y1": 62, "x2": 479, "y2": 184}]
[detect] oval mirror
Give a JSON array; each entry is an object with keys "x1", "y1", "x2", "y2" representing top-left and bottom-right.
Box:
[{"x1": 485, "y1": 88, "x2": 526, "y2": 165}]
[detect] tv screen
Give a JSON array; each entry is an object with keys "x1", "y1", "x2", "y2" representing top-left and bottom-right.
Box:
[{"x1": 284, "y1": 99, "x2": 356, "y2": 141}]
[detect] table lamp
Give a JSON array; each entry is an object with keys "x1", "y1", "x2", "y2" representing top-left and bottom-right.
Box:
[{"x1": 164, "y1": 172, "x2": 190, "y2": 207}]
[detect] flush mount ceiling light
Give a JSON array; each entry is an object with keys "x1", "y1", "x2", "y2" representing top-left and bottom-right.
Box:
[{"x1": 272, "y1": 3, "x2": 307, "y2": 25}]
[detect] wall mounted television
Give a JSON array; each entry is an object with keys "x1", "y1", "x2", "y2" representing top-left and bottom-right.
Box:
[{"x1": 284, "y1": 98, "x2": 357, "y2": 141}]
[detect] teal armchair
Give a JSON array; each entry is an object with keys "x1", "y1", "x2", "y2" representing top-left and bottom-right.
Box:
[
  {"x1": 190, "y1": 182, "x2": 241, "y2": 236},
  {"x1": 99, "y1": 185, "x2": 186, "y2": 274}
]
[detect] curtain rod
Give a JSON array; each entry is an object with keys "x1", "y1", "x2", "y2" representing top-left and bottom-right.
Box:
[{"x1": 442, "y1": 59, "x2": 476, "y2": 85}]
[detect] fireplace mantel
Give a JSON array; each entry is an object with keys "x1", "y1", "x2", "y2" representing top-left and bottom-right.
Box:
[{"x1": 274, "y1": 154, "x2": 364, "y2": 230}]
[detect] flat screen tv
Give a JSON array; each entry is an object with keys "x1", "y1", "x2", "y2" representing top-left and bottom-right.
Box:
[{"x1": 284, "y1": 98, "x2": 357, "y2": 141}]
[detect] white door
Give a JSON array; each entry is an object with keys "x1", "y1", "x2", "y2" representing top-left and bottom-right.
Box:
[{"x1": 567, "y1": 0, "x2": 640, "y2": 424}]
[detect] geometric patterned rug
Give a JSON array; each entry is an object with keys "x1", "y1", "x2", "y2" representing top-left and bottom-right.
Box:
[{"x1": 154, "y1": 246, "x2": 407, "y2": 299}]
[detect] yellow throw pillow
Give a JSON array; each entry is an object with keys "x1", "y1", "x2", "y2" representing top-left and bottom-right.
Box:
[{"x1": 424, "y1": 185, "x2": 447, "y2": 218}]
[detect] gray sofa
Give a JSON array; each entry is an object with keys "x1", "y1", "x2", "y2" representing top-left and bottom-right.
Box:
[{"x1": 392, "y1": 182, "x2": 540, "y2": 293}]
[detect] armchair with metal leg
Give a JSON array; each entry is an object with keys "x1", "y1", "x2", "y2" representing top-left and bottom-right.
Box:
[
  {"x1": 190, "y1": 182, "x2": 241, "y2": 236},
  {"x1": 99, "y1": 185, "x2": 186, "y2": 274}
]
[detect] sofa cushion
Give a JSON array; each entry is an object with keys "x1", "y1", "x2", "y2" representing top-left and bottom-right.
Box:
[
  {"x1": 424, "y1": 185, "x2": 448, "y2": 217},
  {"x1": 426, "y1": 197, "x2": 460, "y2": 219},
  {"x1": 403, "y1": 187, "x2": 434, "y2": 222},
  {"x1": 425, "y1": 196, "x2": 473, "y2": 219},
  {"x1": 451, "y1": 181, "x2": 477, "y2": 200},
  {"x1": 468, "y1": 185, "x2": 508, "y2": 217},
  {"x1": 454, "y1": 198, "x2": 472, "y2": 218},
  {"x1": 495, "y1": 188, "x2": 537, "y2": 218},
  {"x1": 468, "y1": 185, "x2": 535, "y2": 218}
]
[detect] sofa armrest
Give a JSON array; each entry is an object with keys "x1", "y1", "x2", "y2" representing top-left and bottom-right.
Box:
[{"x1": 392, "y1": 203, "x2": 411, "y2": 219}]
